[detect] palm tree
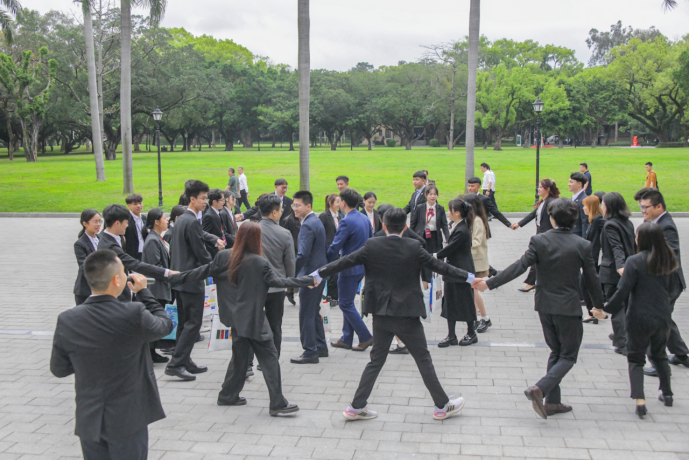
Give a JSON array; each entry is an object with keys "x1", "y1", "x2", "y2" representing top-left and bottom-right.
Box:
[
  {"x1": 464, "y1": 0, "x2": 480, "y2": 190},
  {"x1": 121, "y1": 0, "x2": 167, "y2": 194},
  {"x1": 80, "y1": 0, "x2": 105, "y2": 181},
  {"x1": 298, "y1": 0, "x2": 310, "y2": 190},
  {"x1": 661, "y1": 0, "x2": 677, "y2": 11},
  {"x1": 0, "y1": 0, "x2": 21, "y2": 44}
]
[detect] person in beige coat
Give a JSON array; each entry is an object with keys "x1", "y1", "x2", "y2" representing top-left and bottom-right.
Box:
[{"x1": 464, "y1": 194, "x2": 492, "y2": 333}]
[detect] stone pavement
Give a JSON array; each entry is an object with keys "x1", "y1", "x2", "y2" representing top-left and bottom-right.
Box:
[{"x1": 0, "y1": 216, "x2": 687, "y2": 460}]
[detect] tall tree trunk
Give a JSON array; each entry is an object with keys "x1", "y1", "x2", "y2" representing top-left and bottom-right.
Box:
[
  {"x1": 298, "y1": 0, "x2": 310, "y2": 190},
  {"x1": 83, "y1": 2, "x2": 105, "y2": 181},
  {"x1": 211, "y1": 129, "x2": 216, "y2": 148},
  {"x1": 493, "y1": 126, "x2": 503, "y2": 150},
  {"x1": 120, "y1": 0, "x2": 134, "y2": 193},
  {"x1": 464, "y1": 0, "x2": 480, "y2": 190},
  {"x1": 614, "y1": 121, "x2": 618, "y2": 142},
  {"x1": 271, "y1": 131, "x2": 276, "y2": 147},
  {"x1": 591, "y1": 127, "x2": 597, "y2": 148},
  {"x1": 448, "y1": 73, "x2": 455, "y2": 150},
  {"x1": 4, "y1": 101, "x2": 13, "y2": 160}
]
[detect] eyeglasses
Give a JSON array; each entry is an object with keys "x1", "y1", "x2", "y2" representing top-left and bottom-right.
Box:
[
  {"x1": 90, "y1": 220, "x2": 103, "y2": 225},
  {"x1": 638, "y1": 204, "x2": 652, "y2": 211}
]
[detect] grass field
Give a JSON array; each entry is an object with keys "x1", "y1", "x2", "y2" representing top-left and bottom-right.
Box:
[{"x1": 0, "y1": 144, "x2": 687, "y2": 213}]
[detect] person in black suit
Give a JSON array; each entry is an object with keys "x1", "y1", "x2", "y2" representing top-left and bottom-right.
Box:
[
  {"x1": 319, "y1": 194, "x2": 341, "y2": 305},
  {"x1": 124, "y1": 193, "x2": 148, "y2": 260},
  {"x1": 437, "y1": 199, "x2": 477, "y2": 347},
  {"x1": 335, "y1": 175, "x2": 364, "y2": 211},
  {"x1": 361, "y1": 192, "x2": 382, "y2": 233},
  {"x1": 635, "y1": 188, "x2": 689, "y2": 374},
  {"x1": 202, "y1": 188, "x2": 227, "y2": 258},
  {"x1": 510, "y1": 178, "x2": 560, "y2": 292},
  {"x1": 568, "y1": 172, "x2": 589, "y2": 238},
  {"x1": 581, "y1": 195, "x2": 606, "y2": 323},
  {"x1": 274, "y1": 178, "x2": 294, "y2": 225},
  {"x1": 466, "y1": 176, "x2": 512, "y2": 232},
  {"x1": 475, "y1": 198, "x2": 604, "y2": 419},
  {"x1": 281, "y1": 205, "x2": 302, "y2": 306},
  {"x1": 163, "y1": 205, "x2": 187, "y2": 247},
  {"x1": 375, "y1": 204, "x2": 426, "y2": 247},
  {"x1": 600, "y1": 192, "x2": 636, "y2": 354},
  {"x1": 315, "y1": 208, "x2": 472, "y2": 421},
  {"x1": 97, "y1": 204, "x2": 173, "y2": 303},
  {"x1": 170, "y1": 222, "x2": 315, "y2": 415},
  {"x1": 410, "y1": 185, "x2": 449, "y2": 285},
  {"x1": 51, "y1": 250, "x2": 173, "y2": 460},
  {"x1": 593, "y1": 223, "x2": 677, "y2": 418},
  {"x1": 220, "y1": 190, "x2": 238, "y2": 248},
  {"x1": 402, "y1": 170, "x2": 427, "y2": 215},
  {"x1": 73, "y1": 209, "x2": 102, "y2": 305}
]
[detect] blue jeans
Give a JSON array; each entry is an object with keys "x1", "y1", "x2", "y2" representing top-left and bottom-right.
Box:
[{"x1": 338, "y1": 274, "x2": 372, "y2": 346}]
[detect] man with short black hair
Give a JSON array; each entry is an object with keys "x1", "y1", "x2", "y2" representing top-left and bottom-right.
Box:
[
  {"x1": 579, "y1": 163, "x2": 592, "y2": 196},
  {"x1": 466, "y1": 177, "x2": 511, "y2": 231},
  {"x1": 225, "y1": 167, "x2": 240, "y2": 213},
  {"x1": 475, "y1": 198, "x2": 604, "y2": 419},
  {"x1": 124, "y1": 194, "x2": 147, "y2": 260},
  {"x1": 220, "y1": 190, "x2": 237, "y2": 248},
  {"x1": 273, "y1": 178, "x2": 293, "y2": 224},
  {"x1": 335, "y1": 175, "x2": 364, "y2": 211},
  {"x1": 480, "y1": 163, "x2": 497, "y2": 215},
  {"x1": 202, "y1": 188, "x2": 226, "y2": 258},
  {"x1": 51, "y1": 250, "x2": 173, "y2": 460},
  {"x1": 568, "y1": 172, "x2": 589, "y2": 238},
  {"x1": 403, "y1": 171, "x2": 427, "y2": 214}
]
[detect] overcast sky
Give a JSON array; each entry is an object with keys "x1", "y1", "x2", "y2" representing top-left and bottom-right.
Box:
[{"x1": 24, "y1": 0, "x2": 690, "y2": 70}]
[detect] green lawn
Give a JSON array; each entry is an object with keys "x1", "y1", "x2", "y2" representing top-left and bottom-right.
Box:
[{"x1": 0, "y1": 144, "x2": 687, "y2": 213}]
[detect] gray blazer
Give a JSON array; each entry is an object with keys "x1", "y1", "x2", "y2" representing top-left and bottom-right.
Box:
[
  {"x1": 170, "y1": 211, "x2": 212, "y2": 294},
  {"x1": 142, "y1": 231, "x2": 172, "y2": 302},
  {"x1": 487, "y1": 228, "x2": 604, "y2": 316},
  {"x1": 259, "y1": 218, "x2": 296, "y2": 293}
]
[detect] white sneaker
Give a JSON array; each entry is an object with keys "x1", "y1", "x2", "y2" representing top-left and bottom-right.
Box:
[
  {"x1": 433, "y1": 397, "x2": 465, "y2": 420},
  {"x1": 343, "y1": 406, "x2": 378, "y2": 420}
]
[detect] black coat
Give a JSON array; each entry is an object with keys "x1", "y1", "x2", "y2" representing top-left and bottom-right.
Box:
[
  {"x1": 73, "y1": 233, "x2": 99, "y2": 297},
  {"x1": 219, "y1": 207, "x2": 237, "y2": 248},
  {"x1": 656, "y1": 212, "x2": 686, "y2": 293},
  {"x1": 585, "y1": 214, "x2": 605, "y2": 271},
  {"x1": 487, "y1": 228, "x2": 604, "y2": 316},
  {"x1": 50, "y1": 289, "x2": 172, "y2": 442},
  {"x1": 518, "y1": 197, "x2": 555, "y2": 234},
  {"x1": 360, "y1": 208, "x2": 382, "y2": 233},
  {"x1": 410, "y1": 202, "x2": 449, "y2": 249},
  {"x1": 403, "y1": 187, "x2": 427, "y2": 214},
  {"x1": 436, "y1": 220, "x2": 475, "y2": 321},
  {"x1": 202, "y1": 208, "x2": 224, "y2": 258},
  {"x1": 170, "y1": 251, "x2": 314, "y2": 341},
  {"x1": 124, "y1": 213, "x2": 148, "y2": 260},
  {"x1": 571, "y1": 192, "x2": 590, "y2": 238},
  {"x1": 599, "y1": 217, "x2": 636, "y2": 285},
  {"x1": 318, "y1": 236, "x2": 470, "y2": 318},
  {"x1": 281, "y1": 211, "x2": 301, "y2": 255},
  {"x1": 170, "y1": 211, "x2": 212, "y2": 294},
  {"x1": 478, "y1": 193, "x2": 511, "y2": 235},
  {"x1": 319, "y1": 210, "x2": 339, "y2": 247},
  {"x1": 142, "y1": 232, "x2": 172, "y2": 302},
  {"x1": 374, "y1": 227, "x2": 426, "y2": 249}
]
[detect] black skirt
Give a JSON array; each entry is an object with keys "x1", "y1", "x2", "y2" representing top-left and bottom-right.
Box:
[{"x1": 422, "y1": 230, "x2": 442, "y2": 282}]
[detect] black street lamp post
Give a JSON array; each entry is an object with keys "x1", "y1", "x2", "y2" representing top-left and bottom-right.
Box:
[
  {"x1": 152, "y1": 107, "x2": 163, "y2": 207},
  {"x1": 532, "y1": 97, "x2": 544, "y2": 205}
]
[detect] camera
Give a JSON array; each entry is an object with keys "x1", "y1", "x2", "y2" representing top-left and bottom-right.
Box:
[{"x1": 126, "y1": 276, "x2": 155, "y2": 285}]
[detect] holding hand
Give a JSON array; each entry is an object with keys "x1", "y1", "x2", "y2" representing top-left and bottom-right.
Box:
[
  {"x1": 617, "y1": 268, "x2": 624, "y2": 275},
  {"x1": 472, "y1": 279, "x2": 488, "y2": 292},
  {"x1": 591, "y1": 308, "x2": 607, "y2": 320},
  {"x1": 127, "y1": 273, "x2": 147, "y2": 293},
  {"x1": 217, "y1": 239, "x2": 226, "y2": 250},
  {"x1": 234, "y1": 214, "x2": 244, "y2": 221},
  {"x1": 510, "y1": 223, "x2": 519, "y2": 230}
]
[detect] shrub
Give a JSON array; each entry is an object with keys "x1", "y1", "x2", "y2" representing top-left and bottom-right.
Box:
[
  {"x1": 608, "y1": 141, "x2": 633, "y2": 146},
  {"x1": 429, "y1": 139, "x2": 439, "y2": 147},
  {"x1": 657, "y1": 142, "x2": 685, "y2": 148},
  {"x1": 385, "y1": 138, "x2": 397, "y2": 147}
]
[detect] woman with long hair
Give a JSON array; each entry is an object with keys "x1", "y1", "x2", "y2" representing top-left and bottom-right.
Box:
[
  {"x1": 463, "y1": 193, "x2": 492, "y2": 333},
  {"x1": 73, "y1": 209, "x2": 102, "y2": 305},
  {"x1": 411, "y1": 185, "x2": 449, "y2": 287},
  {"x1": 593, "y1": 223, "x2": 677, "y2": 418},
  {"x1": 319, "y1": 194, "x2": 341, "y2": 305},
  {"x1": 600, "y1": 192, "x2": 636, "y2": 354},
  {"x1": 361, "y1": 192, "x2": 381, "y2": 233},
  {"x1": 170, "y1": 222, "x2": 316, "y2": 415},
  {"x1": 437, "y1": 199, "x2": 477, "y2": 347},
  {"x1": 581, "y1": 195, "x2": 606, "y2": 323},
  {"x1": 510, "y1": 178, "x2": 560, "y2": 292}
]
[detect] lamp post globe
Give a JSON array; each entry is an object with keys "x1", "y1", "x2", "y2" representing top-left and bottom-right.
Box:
[
  {"x1": 532, "y1": 97, "x2": 544, "y2": 204},
  {"x1": 153, "y1": 108, "x2": 164, "y2": 207}
]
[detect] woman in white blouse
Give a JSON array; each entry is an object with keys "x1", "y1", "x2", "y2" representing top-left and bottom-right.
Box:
[
  {"x1": 361, "y1": 192, "x2": 381, "y2": 233},
  {"x1": 411, "y1": 185, "x2": 449, "y2": 288},
  {"x1": 73, "y1": 209, "x2": 102, "y2": 305}
]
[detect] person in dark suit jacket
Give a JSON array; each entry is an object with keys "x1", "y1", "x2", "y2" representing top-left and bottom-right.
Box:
[
  {"x1": 170, "y1": 223, "x2": 315, "y2": 415},
  {"x1": 202, "y1": 189, "x2": 227, "y2": 258},
  {"x1": 410, "y1": 185, "x2": 449, "y2": 284},
  {"x1": 475, "y1": 198, "x2": 604, "y2": 420},
  {"x1": 600, "y1": 192, "x2": 636, "y2": 354},
  {"x1": 636, "y1": 188, "x2": 689, "y2": 373},
  {"x1": 327, "y1": 189, "x2": 374, "y2": 352},
  {"x1": 319, "y1": 194, "x2": 341, "y2": 304},
  {"x1": 437, "y1": 199, "x2": 477, "y2": 347},
  {"x1": 581, "y1": 195, "x2": 606, "y2": 323},
  {"x1": 124, "y1": 194, "x2": 148, "y2": 260},
  {"x1": 162, "y1": 205, "x2": 187, "y2": 247},
  {"x1": 594, "y1": 223, "x2": 676, "y2": 418},
  {"x1": 466, "y1": 176, "x2": 512, "y2": 233},
  {"x1": 281, "y1": 206, "x2": 302, "y2": 306},
  {"x1": 274, "y1": 178, "x2": 294, "y2": 225},
  {"x1": 98, "y1": 205, "x2": 171, "y2": 303},
  {"x1": 568, "y1": 172, "x2": 589, "y2": 238},
  {"x1": 291, "y1": 190, "x2": 329, "y2": 364},
  {"x1": 402, "y1": 170, "x2": 427, "y2": 214},
  {"x1": 315, "y1": 208, "x2": 472, "y2": 421},
  {"x1": 73, "y1": 209, "x2": 102, "y2": 305},
  {"x1": 361, "y1": 192, "x2": 382, "y2": 233},
  {"x1": 510, "y1": 179, "x2": 560, "y2": 291},
  {"x1": 335, "y1": 175, "x2": 364, "y2": 212},
  {"x1": 50, "y1": 250, "x2": 173, "y2": 460},
  {"x1": 220, "y1": 190, "x2": 238, "y2": 248}
]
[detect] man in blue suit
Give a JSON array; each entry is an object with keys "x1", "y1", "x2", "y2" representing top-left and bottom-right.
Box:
[
  {"x1": 328, "y1": 189, "x2": 374, "y2": 352},
  {"x1": 291, "y1": 190, "x2": 329, "y2": 364}
]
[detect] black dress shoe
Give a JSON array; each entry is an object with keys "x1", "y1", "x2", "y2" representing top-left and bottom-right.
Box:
[
  {"x1": 290, "y1": 355, "x2": 319, "y2": 364},
  {"x1": 582, "y1": 317, "x2": 598, "y2": 324},
  {"x1": 389, "y1": 345, "x2": 409, "y2": 354},
  {"x1": 286, "y1": 293, "x2": 296, "y2": 305},
  {"x1": 608, "y1": 333, "x2": 615, "y2": 341},
  {"x1": 476, "y1": 319, "x2": 492, "y2": 333},
  {"x1": 218, "y1": 397, "x2": 247, "y2": 406},
  {"x1": 524, "y1": 385, "x2": 547, "y2": 419},
  {"x1": 165, "y1": 366, "x2": 196, "y2": 381},
  {"x1": 195, "y1": 334, "x2": 206, "y2": 343},
  {"x1": 518, "y1": 285, "x2": 535, "y2": 293},
  {"x1": 614, "y1": 347, "x2": 627, "y2": 355},
  {"x1": 151, "y1": 351, "x2": 169, "y2": 363},
  {"x1": 318, "y1": 350, "x2": 329, "y2": 358},
  {"x1": 659, "y1": 394, "x2": 673, "y2": 406},
  {"x1": 488, "y1": 266, "x2": 498, "y2": 278},
  {"x1": 544, "y1": 402, "x2": 572, "y2": 416},
  {"x1": 643, "y1": 366, "x2": 659, "y2": 377},
  {"x1": 636, "y1": 404, "x2": 647, "y2": 419},
  {"x1": 187, "y1": 363, "x2": 208, "y2": 374},
  {"x1": 668, "y1": 354, "x2": 689, "y2": 367},
  {"x1": 269, "y1": 403, "x2": 299, "y2": 416},
  {"x1": 459, "y1": 334, "x2": 478, "y2": 346},
  {"x1": 438, "y1": 336, "x2": 458, "y2": 348},
  {"x1": 160, "y1": 347, "x2": 175, "y2": 355}
]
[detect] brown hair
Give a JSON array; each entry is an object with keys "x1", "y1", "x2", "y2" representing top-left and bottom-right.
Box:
[
  {"x1": 583, "y1": 195, "x2": 603, "y2": 222},
  {"x1": 325, "y1": 193, "x2": 339, "y2": 212},
  {"x1": 462, "y1": 193, "x2": 490, "y2": 239},
  {"x1": 534, "y1": 178, "x2": 560, "y2": 209},
  {"x1": 228, "y1": 222, "x2": 263, "y2": 285}
]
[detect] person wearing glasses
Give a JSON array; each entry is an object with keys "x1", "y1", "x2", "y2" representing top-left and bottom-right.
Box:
[{"x1": 73, "y1": 209, "x2": 102, "y2": 305}]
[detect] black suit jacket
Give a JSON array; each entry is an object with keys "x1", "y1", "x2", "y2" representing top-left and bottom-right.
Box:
[
  {"x1": 403, "y1": 187, "x2": 427, "y2": 214},
  {"x1": 360, "y1": 208, "x2": 382, "y2": 233},
  {"x1": 518, "y1": 197, "x2": 555, "y2": 234},
  {"x1": 599, "y1": 217, "x2": 636, "y2": 285},
  {"x1": 50, "y1": 289, "x2": 172, "y2": 441},
  {"x1": 202, "y1": 208, "x2": 224, "y2": 258},
  {"x1": 585, "y1": 214, "x2": 605, "y2": 270},
  {"x1": 170, "y1": 211, "x2": 212, "y2": 294},
  {"x1": 571, "y1": 192, "x2": 589, "y2": 238},
  {"x1": 319, "y1": 210, "x2": 339, "y2": 247},
  {"x1": 374, "y1": 227, "x2": 426, "y2": 249},
  {"x1": 410, "y1": 203, "x2": 449, "y2": 248},
  {"x1": 279, "y1": 194, "x2": 293, "y2": 225},
  {"x1": 73, "y1": 233, "x2": 98, "y2": 297},
  {"x1": 478, "y1": 193, "x2": 511, "y2": 231},
  {"x1": 142, "y1": 232, "x2": 172, "y2": 302},
  {"x1": 487, "y1": 228, "x2": 604, "y2": 316},
  {"x1": 656, "y1": 213, "x2": 686, "y2": 292},
  {"x1": 124, "y1": 213, "x2": 148, "y2": 260},
  {"x1": 220, "y1": 207, "x2": 237, "y2": 248},
  {"x1": 318, "y1": 236, "x2": 469, "y2": 318},
  {"x1": 97, "y1": 232, "x2": 167, "y2": 302}
]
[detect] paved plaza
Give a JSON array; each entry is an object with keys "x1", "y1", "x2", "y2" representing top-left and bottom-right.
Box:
[{"x1": 0, "y1": 216, "x2": 687, "y2": 460}]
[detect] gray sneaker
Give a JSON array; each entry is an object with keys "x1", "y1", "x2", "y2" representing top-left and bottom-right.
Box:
[{"x1": 343, "y1": 406, "x2": 378, "y2": 420}]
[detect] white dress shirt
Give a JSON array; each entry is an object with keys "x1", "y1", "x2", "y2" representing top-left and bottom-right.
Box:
[
  {"x1": 425, "y1": 203, "x2": 437, "y2": 231},
  {"x1": 330, "y1": 210, "x2": 339, "y2": 229},
  {"x1": 103, "y1": 230, "x2": 122, "y2": 247},
  {"x1": 365, "y1": 209, "x2": 375, "y2": 230},
  {"x1": 536, "y1": 200, "x2": 546, "y2": 227},
  {"x1": 482, "y1": 170, "x2": 496, "y2": 191},
  {"x1": 571, "y1": 189, "x2": 585, "y2": 202},
  {"x1": 130, "y1": 212, "x2": 144, "y2": 252},
  {"x1": 300, "y1": 211, "x2": 314, "y2": 223},
  {"x1": 239, "y1": 173, "x2": 248, "y2": 192},
  {"x1": 86, "y1": 233, "x2": 99, "y2": 251}
]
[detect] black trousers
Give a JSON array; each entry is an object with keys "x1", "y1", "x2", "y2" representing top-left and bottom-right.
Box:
[
  {"x1": 352, "y1": 315, "x2": 449, "y2": 410},
  {"x1": 628, "y1": 322, "x2": 672, "y2": 399},
  {"x1": 580, "y1": 275, "x2": 604, "y2": 316},
  {"x1": 238, "y1": 189, "x2": 251, "y2": 211},
  {"x1": 248, "y1": 291, "x2": 286, "y2": 365},
  {"x1": 218, "y1": 336, "x2": 288, "y2": 410},
  {"x1": 421, "y1": 231, "x2": 441, "y2": 283},
  {"x1": 647, "y1": 293, "x2": 689, "y2": 362},
  {"x1": 604, "y1": 283, "x2": 627, "y2": 348},
  {"x1": 75, "y1": 294, "x2": 89, "y2": 306},
  {"x1": 327, "y1": 257, "x2": 339, "y2": 300},
  {"x1": 484, "y1": 190, "x2": 496, "y2": 216},
  {"x1": 168, "y1": 290, "x2": 204, "y2": 369},
  {"x1": 298, "y1": 283, "x2": 327, "y2": 358},
  {"x1": 536, "y1": 313, "x2": 583, "y2": 405},
  {"x1": 80, "y1": 427, "x2": 148, "y2": 460}
]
